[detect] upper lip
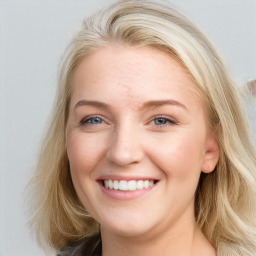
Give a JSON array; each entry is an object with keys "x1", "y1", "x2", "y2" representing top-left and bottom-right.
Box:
[{"x1": 97, "y1": 175, "x2": 158, "y2": 181}]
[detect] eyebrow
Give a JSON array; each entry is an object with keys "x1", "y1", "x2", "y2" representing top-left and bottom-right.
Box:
[
  {"x1": 74, "y1": 100, "x2": 110, "y2": 112},
  {"x1": 139, "y1": 99, "x2": 188, "y2": 112},
  {"x1": 73, "y1": 99, "x2": 188, "y2": 112}
]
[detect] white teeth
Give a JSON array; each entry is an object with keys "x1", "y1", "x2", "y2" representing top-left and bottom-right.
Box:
[
  {"x1": 103, "y1": 179, "x2": 155, "y2": 191},
  {"x1": 119, "y1": 180, "x2": 128, "y2": 191},
  {"x1": 113, "y1": 180, "x2": 119, "y2": 190},
  {"x1": 136, "y1": 180, "x2": 144, "y2": 190},
  {"x1": 109, "y1": 180, "x2": 113, "y2": 189},
  {"x1": 128, "y1": 180, "x2": 137, "y2": 191},
  {"x1": 144, "y1": 180, "x2": 149, "y2": 188}
]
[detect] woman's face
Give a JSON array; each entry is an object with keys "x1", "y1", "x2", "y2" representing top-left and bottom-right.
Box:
[{"x1": 66, "y1": 46, "x2": 219, "y2": 238}]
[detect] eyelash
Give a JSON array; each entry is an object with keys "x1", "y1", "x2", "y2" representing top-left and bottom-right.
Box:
[
  {"x1": 150, "y1": 116, "x2": 178, "y2": 127},
  {"x1": 79, "y1": 115, "x2": 178, "y2": 128},
  {"x1": 80, "y1": 115, "x2": 106, "y2": 126}
]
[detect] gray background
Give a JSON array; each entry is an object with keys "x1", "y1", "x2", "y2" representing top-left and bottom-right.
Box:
[{"x1": 1, "y1": 0, "x2": 255, "y2": 255}]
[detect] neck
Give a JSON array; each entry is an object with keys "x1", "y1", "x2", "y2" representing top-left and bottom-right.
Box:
[{"x1": 101, "y1": 217, "x2": 216, "y2": 256}]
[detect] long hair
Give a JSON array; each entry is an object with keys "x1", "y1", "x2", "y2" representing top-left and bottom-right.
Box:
[{"x1": 27, "y1": 0, "x2": 256, "y2": 255}]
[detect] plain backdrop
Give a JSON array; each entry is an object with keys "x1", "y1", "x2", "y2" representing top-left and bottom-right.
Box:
[{"x1": 1, "y1": 0, "x2": 255, "y2": 255}]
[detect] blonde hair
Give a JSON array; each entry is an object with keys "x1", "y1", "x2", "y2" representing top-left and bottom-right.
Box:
[{"x1": 28, "y1": 0, "x2": 256, "y2": 255}]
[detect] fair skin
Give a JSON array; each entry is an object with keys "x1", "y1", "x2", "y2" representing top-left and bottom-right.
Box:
[{"x1": 66, "y1": 45, "x2": 219, "y2": 256}]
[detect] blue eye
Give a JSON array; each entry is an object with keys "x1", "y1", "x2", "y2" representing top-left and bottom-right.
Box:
[
  {"x1": 88, "y1": 117, "x2": 103, "y2": 124},
  {"x1": 154, "y1": 118, "x2": 168, "y2": 125},
  {"x1": 80, "y1": 116, "x2": 104, "y2": 126},
  {"x1": 152, "y1": 117, "x2": 177, "y2": 126}
]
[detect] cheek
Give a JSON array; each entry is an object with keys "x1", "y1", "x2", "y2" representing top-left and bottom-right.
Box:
[
  {"x1": 66, "y1": 133, "x2": 107, "y2": 209},
  {"x1": 67, "y1": 133, "x2": 106, "y2": 176},
  {"x1": 147, "y1": 132, "x2": 206, "y2": 178}
]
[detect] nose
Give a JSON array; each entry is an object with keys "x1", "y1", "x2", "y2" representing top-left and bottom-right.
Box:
[{"x1": 106, "y1": 124, "x2": 144, "y2": 166}]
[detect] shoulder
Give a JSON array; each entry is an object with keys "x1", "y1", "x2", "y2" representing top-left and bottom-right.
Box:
[{"x1": 57, "y1": 234, "x2": 102, "y2": 256}]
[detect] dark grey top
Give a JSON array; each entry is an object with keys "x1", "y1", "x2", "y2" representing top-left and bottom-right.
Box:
[{"x1": 57, "y1": 234, "x2": 102, "y2": 256}]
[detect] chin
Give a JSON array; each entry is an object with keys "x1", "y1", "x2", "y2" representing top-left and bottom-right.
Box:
[
  {"x1": 100, "y1": 214, "x2": 155, "y2": 238},
  {"x1": 104, "y1": 225, "x2": 151, "y2": 239}
]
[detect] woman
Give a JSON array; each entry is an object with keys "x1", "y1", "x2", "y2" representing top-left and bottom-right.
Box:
[{"x1": 28, "y1": 0, "x2": 256, "y2": 255}]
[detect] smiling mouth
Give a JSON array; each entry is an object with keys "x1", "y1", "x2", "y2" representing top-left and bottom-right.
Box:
[{"x1": 102, "y1": 179, "x2": 158, "y2": 191}]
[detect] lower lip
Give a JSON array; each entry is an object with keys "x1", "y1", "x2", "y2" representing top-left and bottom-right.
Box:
[{"x1": 99, "y1": 182, "x2": 158, "y2": 200}]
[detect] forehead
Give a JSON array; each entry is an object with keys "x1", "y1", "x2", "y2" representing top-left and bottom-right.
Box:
[{"x1": 70, "y1": 45, "x2": 203, "y2": 111}]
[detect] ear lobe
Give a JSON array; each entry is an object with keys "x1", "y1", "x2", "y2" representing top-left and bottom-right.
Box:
[{"x1": 201, "y1": 134, "x2": 219, "y2": 174}]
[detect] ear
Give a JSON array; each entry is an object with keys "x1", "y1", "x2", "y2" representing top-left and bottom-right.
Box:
[{"x1": 201, "y1": 132, "x2": 219, "y2": 174}]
